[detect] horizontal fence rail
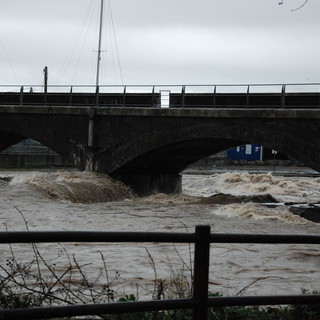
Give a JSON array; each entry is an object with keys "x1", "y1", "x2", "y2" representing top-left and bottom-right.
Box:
[
  {"x1": 1, "y1": 230, "x2": 320, "y2": 244},
  {"x1": 0, "y1": 83, "x2": 320, "y2": 108},
  {"x1": 1, "y1": 226, "x2": 320, "y2": 320}
]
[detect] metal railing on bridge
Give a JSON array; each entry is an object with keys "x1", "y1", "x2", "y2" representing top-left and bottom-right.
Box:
[
  {"x1": 0, "y1": 83, "x2": 320, "y2": 108},
  {"x1": 1, "y1": 225, "x2": 320, "y2": 320}
]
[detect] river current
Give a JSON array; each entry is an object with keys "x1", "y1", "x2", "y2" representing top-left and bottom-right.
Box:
[{"x1": 0, "y1": 168, "x2": 320, "y2": 298}]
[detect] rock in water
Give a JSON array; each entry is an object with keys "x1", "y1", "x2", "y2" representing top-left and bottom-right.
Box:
[
  {"x1": 198, "y1": 193, "x2": 279, "y2": 205},
  {"x1": 290, "y1": 206, "x2": 320, "y2": 223}
]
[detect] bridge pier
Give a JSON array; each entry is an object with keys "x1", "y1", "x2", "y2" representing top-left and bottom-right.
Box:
[
  {"x1": 111, "y1": 173, "x2": 182, "y2": 197},
  {"x1": 73, "y1": 146, "x2": 182, "y2": 196}
]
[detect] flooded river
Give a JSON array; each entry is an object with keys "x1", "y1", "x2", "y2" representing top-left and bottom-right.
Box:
[{"x1": 0, "y1": 168, "x2": 320, "y2": 298}]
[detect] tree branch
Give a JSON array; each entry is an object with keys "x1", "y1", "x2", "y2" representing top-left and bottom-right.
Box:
[{"x1": 291, "y1": 0, "x2": 309, "y2": 11}]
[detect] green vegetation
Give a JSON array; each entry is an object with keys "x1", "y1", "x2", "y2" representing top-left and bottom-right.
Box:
[{"x1": 98, "y1": 293, "x2": 320, "y2": 320}]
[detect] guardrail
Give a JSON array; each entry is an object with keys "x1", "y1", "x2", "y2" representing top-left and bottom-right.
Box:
[
  {"x1": 1, "y1": 225, "x2": 320, "y2": 320},
  {"x1": 0, "y1": 83, "x2": 320, "y2": 108}
]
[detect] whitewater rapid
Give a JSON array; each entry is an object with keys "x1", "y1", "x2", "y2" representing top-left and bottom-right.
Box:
[{"x1": 0, "y1": 169, "x2": 320, "y2": 298}]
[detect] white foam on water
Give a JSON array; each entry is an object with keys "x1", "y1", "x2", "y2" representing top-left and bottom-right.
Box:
[
  {"x1": 1, "y1": 169, "x2": 320, "y2": 298},
  {"x1": 183, "y1": 172, "x2": 320, "y2": 203},
  {"x1": 8, "y1": 171, "x2": 134, "y2": 203},
  {"x1": 214, "y1": 203, "x2": 312, "y2": 225}
]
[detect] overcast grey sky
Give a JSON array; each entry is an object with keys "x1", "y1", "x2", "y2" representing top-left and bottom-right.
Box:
[{"x1": 0, "y1": 0, "x2": 319, "y2": 86}]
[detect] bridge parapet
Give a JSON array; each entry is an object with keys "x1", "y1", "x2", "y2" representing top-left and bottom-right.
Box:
[{"x1": 0, "y1": 83, "x2": 320, "y2": 108}]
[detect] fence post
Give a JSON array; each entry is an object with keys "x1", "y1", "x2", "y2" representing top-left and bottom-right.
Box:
[
  {"x1": 69, "y1": 86, "x2": 73, "y2": 106},
  {"x1": 19, "y1": 86, "x2": 24, "y2": 106},
  {"x1": 192, "y1": 225, "x2": 211, "y2": 320},
  {"x1": 281, "y1": 84, "x2": 286, "y2": 108},
  {"x1": 181, "y1": 85, "x2": 185, "y2": 108},
  {"x1": 123, "y1": 86, "x2": 127, "y2": 107}
]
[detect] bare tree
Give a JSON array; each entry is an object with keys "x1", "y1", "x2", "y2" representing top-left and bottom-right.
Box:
[{"x1": 278, "y1": 0, "x2": 310, "y2": 11}]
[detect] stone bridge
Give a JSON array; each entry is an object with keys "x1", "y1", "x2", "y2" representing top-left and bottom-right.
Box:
[{"x1": 0, "y1": 104, "x2": 319, "y2": 195}]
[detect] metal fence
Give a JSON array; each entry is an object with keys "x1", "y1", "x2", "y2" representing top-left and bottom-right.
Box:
[
  {"x1": 0, "y1": 83, "x2": 320, "y2": 108},
  {"x1": 1, "y1": 225, "x2": 320, "y2": 320}
]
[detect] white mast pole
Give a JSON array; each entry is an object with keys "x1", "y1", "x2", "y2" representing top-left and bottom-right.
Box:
[
  {"x1": 88, "y1": 0, "x2": 104, "y2": 148},
  {"x1": 96, "y1": 0, "x2": 104, "y2": 88}
]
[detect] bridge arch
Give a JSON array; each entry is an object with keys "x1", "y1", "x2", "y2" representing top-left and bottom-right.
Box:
[
  {"x1": 96, "y1": 118, "x2": 316, "y2": 175},
  {"x1": 89, "y1": 111, "x2": 320, "y2": 195},
  {"x1": 0, "y1": 130, "x2": 67, "y2": 159}
]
